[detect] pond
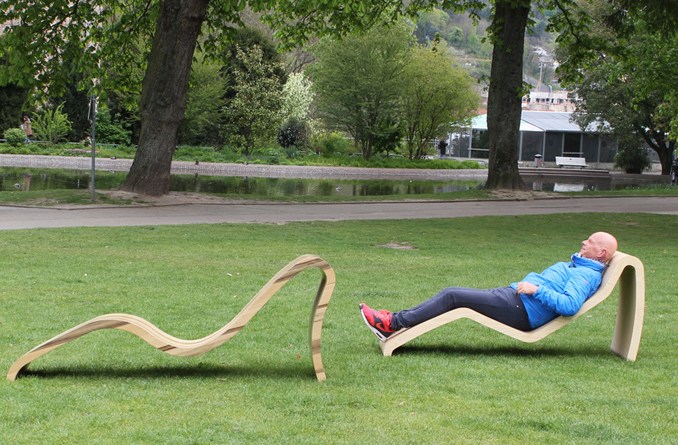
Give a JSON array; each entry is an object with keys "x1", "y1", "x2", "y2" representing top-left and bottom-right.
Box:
[
  {"x1": 0, "y1": 167, "x2": 482, "y2": 197},
  {"x1": 0, "y1": 167, "x2": 665, "y2": 197}
]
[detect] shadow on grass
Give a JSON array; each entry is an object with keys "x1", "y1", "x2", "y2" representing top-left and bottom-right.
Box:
[
  {"x1": 17, "y1": 362, "x2": 316, "y2": 381},
  {"x1": 390, "y1": 344, "x2": 615, "y2": 359}
]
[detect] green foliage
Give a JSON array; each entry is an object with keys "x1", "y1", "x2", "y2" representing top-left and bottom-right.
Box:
[
  {"x1": 401, "y1": 44, "x2": 479, "y2": 159},
  {"x1": 309, "y1": 21, "x2": 415, "y2": 160},
  {"x1": 31, "y1": 104, "x2": 73, "y2": 143},
  {"x1": 310, "y1": 21, "x2": 480, "y2": 161},
  {"x1": 55, "y1": 74, "x2": 92, "y2": 141},
  {"x1": 0, "y1": 0, "x2": 155, "y2": 98},
  {"x1": 180, "y1": 56, "x2": 226, "y2": 146},
  {"x1": 278, "y1": 117, "x2": 308, "y2": 150},
  {"x1": 3, "y1": 127, "x2": 26, "y2": 146},
  {"x1": 281, "y1": 72, "x2": 314, "y2": 122},
  {"x1": 0, "y1": 83, "x2": 29, "y2": 132},
  {"x1": 174, "y1": 145, "x2": 238, "y2": 163},
  {"x1": 310, "y1": 131, "x2": 354, "y2": 157},
  {"x1": 94, "y1": 106, "x2": 132, "y2": 145},
  {"x1": 556, "y1": 0, "x2": 677, "y2": 174},
  {"x1": 216, "y1": 29, "x2": 288, "y2": 155},
  {"x1": 219, "y1": 27, "x2": 287, "y2": 86},
  {"x1": 221, "y1": 44, "x2": 285, "y2": 154},
  {"x1": 609, "y1": 0, "x2": 678, "y2": 34},
  {"x1": 614, "y1": 141, "x2": 651, "y2": 174}
]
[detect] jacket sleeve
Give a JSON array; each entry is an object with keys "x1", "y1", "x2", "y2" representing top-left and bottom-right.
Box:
[{"x1": 531, "y1": 271, "x2": 600, "y2": 316}]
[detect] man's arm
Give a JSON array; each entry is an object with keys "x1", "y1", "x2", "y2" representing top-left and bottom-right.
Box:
[
  {"x1": 524, "y1": 272, "x2": 601, "y2": 316},
  {"x1": 516, "y1": 281, "x2": 538, "y2": 295}
]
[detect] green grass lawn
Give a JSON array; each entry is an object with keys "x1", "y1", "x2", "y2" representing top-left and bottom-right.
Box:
[{"x1": 1, "y1": 214, "x2": 676, "y2": 444}]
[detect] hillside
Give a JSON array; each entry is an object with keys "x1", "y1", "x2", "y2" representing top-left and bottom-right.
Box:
[{"x1": 414, "y1": 5, "x2": 560, "y2": 91}]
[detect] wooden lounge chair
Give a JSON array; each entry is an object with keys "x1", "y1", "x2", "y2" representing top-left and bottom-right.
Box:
[
  {"x1": 7, "y1": 254, "x2": 336, "y2": 382},
  {"x1": 380, "y1": 251, "x2": 644, "y2": 361}
]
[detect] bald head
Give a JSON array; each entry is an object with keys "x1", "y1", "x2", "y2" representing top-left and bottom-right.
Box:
[{"x1": 580, "y1": 232, "x2": 618, "y2": 263}]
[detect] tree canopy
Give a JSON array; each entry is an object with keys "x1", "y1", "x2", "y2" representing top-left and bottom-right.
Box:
[
  {"x1": 401, "y1": 44, "x2": 479, "y2": 159},
  {"x1": 4, "y1": 0, "x2": 674, "y2": 195},
  {"x1": 3, "y1": 0, "x2": 437, "y2": 195},
  {"x1": 556, "y1": 0, "x2": 677, "y2": 174},
  {"x1": 309, "y1": 22, "x2": 414, "y2": 160}
]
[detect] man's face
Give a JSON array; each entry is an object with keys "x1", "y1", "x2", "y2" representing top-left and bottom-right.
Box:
[{"x1": 580, "y1": 234, "x2": 604, "y2": 260}]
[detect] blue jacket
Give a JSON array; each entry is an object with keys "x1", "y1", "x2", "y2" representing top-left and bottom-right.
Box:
[{"x1": 510, "y1": 254, "x2": 606, "y2": 329}]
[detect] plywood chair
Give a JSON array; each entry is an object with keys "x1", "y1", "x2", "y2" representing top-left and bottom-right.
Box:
[
  {"x1": 8, "y1": 254, "x2": 336, "y2": 382},
  {"x1": 380, "y1": 252, "x2": 644, "y2": 361}
]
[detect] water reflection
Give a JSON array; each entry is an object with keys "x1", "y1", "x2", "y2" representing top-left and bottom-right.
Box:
[
  {"x1": 0, "y1": 166, "x2": 664, "y2": 197},
  {"x1": 0, "y1": 168, "x2": 125, "y2": 192},
  {"x1": 169, "y1": 173, "x2": 480, "y2": 196}
]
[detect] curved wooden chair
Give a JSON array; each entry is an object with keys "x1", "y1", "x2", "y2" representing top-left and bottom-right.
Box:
[
  {"x1": 380, "y1": 251, "x2": 645, "y2": 361},
  {"x1": 7, "y1": 254, "x2": 336, "y2": 382}
]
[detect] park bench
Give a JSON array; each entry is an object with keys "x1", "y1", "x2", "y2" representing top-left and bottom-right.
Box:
[
  {"x1": 7, "y1": 254, "x2": 336, "y2": 382},
  {"x1": 380, "y1": 251, "x2": 645, "y2": 361},
  {"x1": 556, "y1": 156, "x2": 589, "y2": 168}
]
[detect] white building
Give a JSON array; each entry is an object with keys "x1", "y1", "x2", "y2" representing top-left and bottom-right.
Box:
[{"x1": 447, "y1": 111, "x2": 617, "y2": 166}]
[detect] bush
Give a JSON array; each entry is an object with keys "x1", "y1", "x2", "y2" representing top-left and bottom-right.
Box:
[
  {"x1": 32, "y1": 104, "x2": 72, "y2": 143},
  {"x1": 277, "y1": 117, "x2": 307, "y2": 150},
  {"x1": 3, "y1": 128, "x2": 26, "y2": 146},
  {"x1": 95, "y1": 107, "x2": 132, "y2": 145},
  {"x1": 614, "y1": 141, "x2": 651, "y2": 174},
  {"x1": 311, "y1": 131, "x2": 353, "y2": 157}
]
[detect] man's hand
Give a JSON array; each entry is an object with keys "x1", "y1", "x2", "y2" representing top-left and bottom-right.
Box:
[{"x1": 516, "y1": 282, "x2": 539, "y2": 295}]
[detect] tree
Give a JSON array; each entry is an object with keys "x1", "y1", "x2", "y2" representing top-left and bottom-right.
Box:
[
  {"x1": 556, "y1": 0, "x2": 677, "y2": 174},
  {"x1": 221, "y1": 44, "x2": 285, "y2": 154},
  {"x1": 123, "y1": 0, "x2": 210, "y2": 196},
  {"x1": 219, "y1": 26, "x2": 287, "y2": 103},
  {"x1": 414, "y1": 1, "x2": 577, "y2": 189},
  {"x1": 0, "y1": 83, "x2": 28, "y2": 132},
  {"x1": 401, "y1": 44, "x2": 479, "y2": 159},
  {"x1": 1, "y1": 0, "x2": 416, "y2": 195},
  {"x1": 309, "y1": 22, "x2": 413, "y2": 160},
  {"x1": 281, "y1": 72, "x2": 314, "y2": 122},
  {"x1": 483, "y1": 0, "x2": 531, "y2": 189},
  {"x1": 278, "y1": 72, "x2": 315, "y2": 151},
  {"x1": 54, "y1": 72, "x2": 91, "y2": 142},
  {"x1": 607, "y1": 0, "x2": 678, "y2": 34},
  {"x1": 7, "y1": 0, "x2": 655, "y2": 195},
  {"x1": 179, "y1": 55, "x2": 226, "y2": 146}
]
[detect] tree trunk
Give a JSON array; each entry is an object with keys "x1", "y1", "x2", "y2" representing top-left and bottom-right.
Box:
[
  {"x1": 485, "y1": 0, "x2": 530, "y2": 190},
  {"x1": 121, "y1": 0, "x2": 210, "y2": 196},
  {"x1": 641, "y1": 130, "x2": 675, "y2": 175}
]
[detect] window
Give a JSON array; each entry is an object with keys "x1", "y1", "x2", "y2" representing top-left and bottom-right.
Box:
[
  {"x1": 563, "y1": 133, "x2": 581, "y2": 156},
  {"x1": 544, "y1": 133, "x2": 562, "y2": 161},
  {"x1": 582, "y1": 134, "x2": 599, "y2": 162},
  {"x1": 520, "y1": 132, "x2": 544, "y2": 161}
]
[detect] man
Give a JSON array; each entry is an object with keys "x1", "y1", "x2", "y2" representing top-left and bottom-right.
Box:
[{"x1": 360, "y1": 232, "x2": 618, "y2": 341}]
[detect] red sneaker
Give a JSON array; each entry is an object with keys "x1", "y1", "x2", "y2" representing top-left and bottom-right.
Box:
[{"x1": 359, "y1": 303, "x2": 395, "y2": 341}]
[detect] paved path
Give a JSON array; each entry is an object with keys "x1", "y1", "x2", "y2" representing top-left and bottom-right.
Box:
[
  {"x1": 2, "y1": 154, "x2": 677, "y2": 230},
  {"x1": 2, "y1": 196, "x2": 677, "y2": 231}
]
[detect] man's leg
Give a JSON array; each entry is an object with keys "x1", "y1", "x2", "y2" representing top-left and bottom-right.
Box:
[{"x1": 391, "y1": 286, "x2": 530, "y2": 331}]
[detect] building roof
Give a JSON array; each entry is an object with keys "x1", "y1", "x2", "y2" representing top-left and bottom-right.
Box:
[{"x1": 471, "y1": 111, "x2": 605, "y2": 133}]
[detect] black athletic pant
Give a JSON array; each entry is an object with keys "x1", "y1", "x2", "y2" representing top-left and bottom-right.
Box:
[{"x1": 390, "y1": 286, "x2": 532, "y2": 331}]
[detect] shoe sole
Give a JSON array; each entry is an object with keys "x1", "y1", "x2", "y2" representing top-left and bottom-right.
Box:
[{"x1": 359, "y1": 305, "x2": 389, "y2": 342}]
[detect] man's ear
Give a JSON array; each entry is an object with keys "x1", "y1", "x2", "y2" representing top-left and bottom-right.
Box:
[{"x1": 599, "y1": 248, "x2": 609, "y2": 262}]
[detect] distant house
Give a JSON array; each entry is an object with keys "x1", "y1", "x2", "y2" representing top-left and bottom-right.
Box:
[
  {"x1": 448, "y1": 111, "x2": 618, "y2": 165},
  {"x1": 521, "y1": 90, "x2": 577, "y2": 112}
]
